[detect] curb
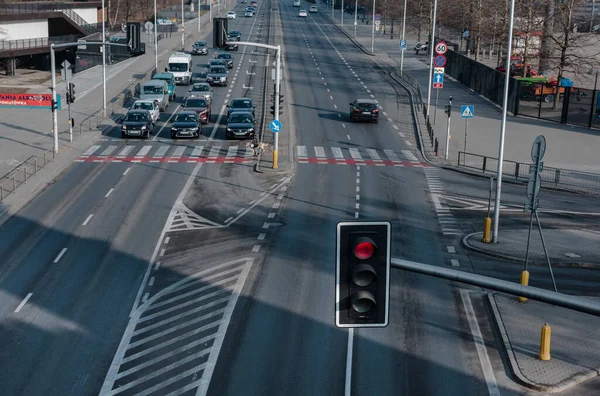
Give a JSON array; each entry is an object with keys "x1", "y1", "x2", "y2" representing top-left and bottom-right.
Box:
[
  {"x1": 487, "y1": 293, "x2": 600, "y2": 393},
  {"x1": 321, "y1": 13, "x2": 375, "y2": 57},
  {"x1": 462, "y1": 232, "x2": 531, "y2": 263}
]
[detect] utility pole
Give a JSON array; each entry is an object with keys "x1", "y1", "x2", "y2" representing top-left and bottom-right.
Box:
[
  {"x1": 354, "y1": 0, "x2": 358, "y2": 37},
  {"x1": 102, "y1": 0, "x2": 107, "y2": 117},
  {"x1": 371, "y1": 0, "x2": 375, "y2": 52},
  {"x1": 274, "y1": 45, "x2": 281, "y2": 169},
  {"x1": 154, "y1": 0, "x2": 158, "y2": 70},
  {"x1": 198, "y1": 0, "x2": 201, "y2": 33},
  {"x1": 426, "y1": 0, "x2": 439, "y2": 117},
  {"x1": 400, "y1": 0, "x2": 407, "y2": 74},
  {"x1": 181, "y1": 0, "x2": 185, "y2": 49}
]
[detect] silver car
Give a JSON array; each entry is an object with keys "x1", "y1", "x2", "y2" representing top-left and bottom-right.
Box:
[{"x1": 189, "y1": 82, "x2": 213, "y2": 102}]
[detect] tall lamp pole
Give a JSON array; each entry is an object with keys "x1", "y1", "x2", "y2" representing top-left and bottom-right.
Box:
[
  {"x1": 181, "y1": 0, "x2": 185, "y2": 49},
  {"x1": 198, "y1": 0, "x2": 201, "y2": 33},
  {"x1": 154, "y1": 0, "x2": 158, "y2": 70},
  {"x1": 101, "y1": 0, "x2": 106, "y2": 117},
  {"x1": 371, "y1": 0, "x2": 375, "y2": 53},
  {"x1": 400, "y1": 0, "x2": 407, "y2": 75},
  {"x1": 426, "y1": 0, "x2": 438, "y2": 117},
  {"x1": 353, "y1": 0, "x2": 357, "y2": 37},
  {"x1": 492, "y1": 0, "x2": 517, "y2": 243}
]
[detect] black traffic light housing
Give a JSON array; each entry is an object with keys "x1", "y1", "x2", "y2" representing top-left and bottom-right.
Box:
[
  {"x1": 66, "y1": 82, "x2": 76, "y2": 104},
  {"x1": 336, "y1": 221, "x2": 391, "y2": 328},
  {"x1": 270, "y1": 94, "x2": 284, "y2": 115},
  {"x1": 126, "y1": 22, "x2": 141, "y2": 53},
  {"x1": 213, "y1": 18, "x2": 229, "y2": 48},
  {"x1": 444, "y1": 96, "x2": 453, "y2": 116}
]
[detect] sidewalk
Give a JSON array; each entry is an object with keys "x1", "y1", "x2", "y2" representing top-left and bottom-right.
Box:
[{"x1": 326, "y1": 12, "x2": 600, "y2": 174}]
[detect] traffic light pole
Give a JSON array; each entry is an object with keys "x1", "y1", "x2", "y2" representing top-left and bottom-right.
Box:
[
  {"x1": 228, "y1": 41, "x2": 282, "y2": 169},
  {"x1": 67, "y1": 79, "x2": 73, "y2": 143},
  {"x1": 50, "y1": 41, "x2": 129, "y2": 153},
  {"x1": 444, "y1": 96, "x2": 452, "y2": 160}
]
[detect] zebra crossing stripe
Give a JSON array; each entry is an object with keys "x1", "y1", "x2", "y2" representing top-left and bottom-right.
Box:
[
  {"x1": 349, "y1": 148, "x2": 363, "y2": 160},
  {"x1": 366, "y1": 149, "x2": 381, "y2": 161},
  {"x1": 297, "y1": 145, "x2": 308, "y2": 158},
  {"x1": 117, "y1": 146, "x2": 135, "y2": 157},
  {"x1": 100, "y1": 145, "x2": 118, "y2": 156},
  {"x1": 191, "y1": 146, "x2": 204, "y2": 157},
  {"x1": 384, "y1": 149, "x2": 399, "y2": 161},
  {"x1": 402, "y1": 150, "x2": 418, "y2": 162},
  {"x1": 331, "y1": 147, "x2": 344, "y2": 159},
  {"x1": 135, "y1": 145, "x2": 152, "y2": 157},
  {"x1": 314, "y1": 146, "x2": 326, "y2": 158},
  {"x1": 82, "y1": 145, "x2": 101, "y2": 156},
  {"x1": 154, "y1": 145, "x2": 169, "y2": 157}
]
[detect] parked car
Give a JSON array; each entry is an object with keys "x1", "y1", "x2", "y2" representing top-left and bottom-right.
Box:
[
  {"x1": 226, "y1": 112, "x2": 255, "y2": 140},
  {"x1": 131, "y1": 100, "x2": 160, "y2": 123},
  {"x1": 171, "y1": 111, "x2": 201, "y2": 138},
  {"x1": 349, "y1": 99, "x2": 379, "y2": 123},
  {"x1": 120, "y1": 109, "x2": 153, "y2": 138}
]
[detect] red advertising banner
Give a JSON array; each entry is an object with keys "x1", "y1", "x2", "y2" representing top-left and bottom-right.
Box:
[{"x1": 0, "y1": 93, "x2": 60, "y2": 109}]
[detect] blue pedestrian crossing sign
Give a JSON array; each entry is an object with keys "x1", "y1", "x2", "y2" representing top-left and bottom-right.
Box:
[
  {"x1": 461, "y1": 105, "x2": 475, "y2": 118},
  {"x1": 400, "y1": 40, "x2": 407, "y2": 50},
  {"x1": 433, "y1": 73, "x2": 444, "y2": 84},
  {"x1": 270, "y1": 119, "x2": 282, "y2": 133}
]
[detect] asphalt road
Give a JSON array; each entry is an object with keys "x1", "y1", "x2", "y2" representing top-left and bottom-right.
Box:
[
  {"x1": 0, "y1": 1, "x2": 272, "y2": 394},
  {"x1": 210, "y1": 2, "x2": 502, "y2": 395}
]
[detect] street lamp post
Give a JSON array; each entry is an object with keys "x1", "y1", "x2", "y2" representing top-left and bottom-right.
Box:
[
  {"x1": 198, "y1": 0, "x2": 201, "y2": 33},
  {"x1": 181, "y1": 0, "x2": 185, "y2": 49},
  {"x1": 341, "y1": 0, "x2": 344, "y2": 26},
  {"x1": 400, "y1": 0, "x2": 407, "y2": 75},
  {"x1": 371, "y1": 0, "x2": 375, "y2": 53},
  {"x1": 154, "y1": 0, "x2": 158, "y2": 70},
  {"x1": 426, "y1": 0, "x2": 438, "y2": 117},
  {"x1": 492, "y1": 0, "x2": 517, "y2": 243},
  {"x1": 353, "y1": 0, "x2": 357, "y2": 37},
  {"x1": 102, "y1": 0, "x2": 106, "y2": 117}
]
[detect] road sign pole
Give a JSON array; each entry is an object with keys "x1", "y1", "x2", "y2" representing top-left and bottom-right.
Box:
[
  {"x1": 400, "y1": 0, "x2": 407, "y2": 75},
  {"x1": 492, "y1": 0, "x2": 517, "y2": 243},
  {"x1": 154, "y1": 0, "x2": 158, "y2": 70},
  {"x1": 341, "y1": 0, "x2": 344, "y2": 26},
  {"x1": 445, "y1": 97, "x2": 452, "y2": 160},
  {"x1": 426, "y1": 0, "x2": 439, "y2": 118},
  {"x1": 354, "y1": 0, "x2": 358, "y2": 38},
  {"x1": 273, "y1": 45, "x2": 281, "y2": 169},
  {"x1": 67, "y1": 71, "x2": 73, "y2": 143},
  {"x1": 463, "y1": 118, "x2": 468, "y2": 152},
  {"x1": 102, "y1": 0, "x2": 107, "y2": 118},
  {"x1": 371, "y1": 0, "x2": 376, "y2": 53},
  {"x1": 50, "y1": 44, "x2": 59, "y2": 154},
  {"x1": 433, "y1": 88, "x2": 439, "y2": 125}
]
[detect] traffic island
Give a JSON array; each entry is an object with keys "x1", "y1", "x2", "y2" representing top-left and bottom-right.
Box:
[{"x1": 488, "y1": 293, "x2": 600, "y2": 392}]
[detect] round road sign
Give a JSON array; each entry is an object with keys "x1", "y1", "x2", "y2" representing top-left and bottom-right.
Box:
[
  {"x1": 145, "y1": 21, "x2": 154, "y2": 32},
  {"x1": 531, "y1": 135, "x2": 546, "y2": 162},
  {"x1": 434, "y1": 55, "x2": 447, "y2": 67},
  {"x1": 375, "y1": 13, "x2": 381, "y2": 21},
  {"x1": 435, "y1": 41, "x2": 448, "y2": 55}
]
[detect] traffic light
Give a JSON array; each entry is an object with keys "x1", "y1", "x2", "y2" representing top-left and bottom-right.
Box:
[
  {"x1": 126, "y1": 22, "x2": 141, "y2": 53},
  {"x1": 213, "y1": 18, "x2": 228, "y2": 48},
  {"x1": 51, "y1": 99, "x2": 58, "y2": 111},
  {"x1": 270, "y1": 94, "x2": 284, "y2": 116},
  {"x1": 335, "y1": 221, "x2": 391, "y2": 328},
  {"x1": 444, "y1": 96, "x2": 453, "y2": 116},
  {"x1": 66, "y1": 82, "x2": 76, "y2": 104}
]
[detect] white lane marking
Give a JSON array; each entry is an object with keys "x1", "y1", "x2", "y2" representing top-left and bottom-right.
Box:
[
  {"x1": 105, "y1": 188, "x2": 114, "y2": 198},
  {"x1": 330, "y1": 96, "x2": 333, "y2": 100},
  {"x1": 53, "y1": 248, "x2": 67, "y2": 263},
  {"x1": 382, "y1": 112, "x2": 388, "y2": 116},
  {"x1": 347, "y1": 134, "x2": 351, "y2": 140},
  {"x1": 345, "y1": 328, "x2": 354, "y2": 396},
  {"x1": 327, "y1": 88, "x2": 330, "y2": 92},
  {"x1": 451, "y1": 259, "x2": 460, "y2": 267},
  {"x1": 402, "y1": 150, "x2": 418, "y2": 162},
  {"x1": 135, "y1": 146, "x2": 152, "y2": 157},
  {"x1": 342, "y1": 123, "x2": 346, "y2": 128},
  {"x1": 209, "y1": 105, "x2": 227, "y2": 141},
  {"x1": 366, "y1": 149, "x2": 380, "y2": 160},
  {"x1": 384, "y1": 149, "x2": 399, "y2": 161},
  {"x1": 392, "y1": 124, "x2": 399, "y2": 130},
  {"x1": 14, "y1": 293, "x2": 33, "y2": 313},
  {"x1": 252, "y1": 245, "x2": 261, "y2": 253},
  {"x1": 225, "y1": 217, "x2": 233, "y2": 223},
  {"x1": 334, "y1": 104, "x2": 337, "y2": 109},
  {"x1": 153, "y1": 104, "x2": 181, "y2": 141},
  {"x1": 447, "y1": 246, "x2": 456, "y2": 253},
  {"x1": 338, "y1": 114, "x2": 342, "y2": 118},
  {"x1": 154, "y1": 262, "x2": 160, "y2": 271},
  {"x1": 332, "y1": 147, "x2": 344, "y2": 159},
  {"x1": 262, "y1": 222, "x2": 269, "y2": 229},
  {"x1": 122, "y1": 167, "x2": 131, "y2": 176},
  {"x1": 160, "y1": 249, "x2": 166, "y2": 256},
  {"x1": 349, "y1": 148, "x2": 362, "y2": 160},
  {"x1": 460, "y1": 290, "x2": 501, "y2": 396},
  {"x1": 257, "y1": 233, "x2": 266, "y2": 240},
  {"x1": 399, "y1": 132, "x2": 406, "y2": 138},
  {"x1": 315, "y1": 146, "x2": 326, "y2": 158},
  {"x1": 82, "y1": 145, "x2": 100, "y2": 156},
  {"x1": 82, "y1": 214, "x2": 94, "y2": 226},
  {"x1": 148, "y1": 277, "x2": 155, "y2": 286},
  {"x1": 405, "y1": 140, "x2": 413, "y2": 146},
  {"x1": 268, "y1": 212, "x2": 276, "y2": 218},
  {"x1": 164, "y1": 237, "x2": 170, "y2": 244}
]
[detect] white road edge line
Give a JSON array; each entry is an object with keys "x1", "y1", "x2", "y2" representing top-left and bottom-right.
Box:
[
  {"x1": 14, "y1": 293, "x2": 33, "y2": 313},
  {"x1": 53, "y1": 248, "x2": 67, "y2": 263},
  {"x1": 105, "y1": 188, "x2": 114, "y2": 198},
  {"x1": 82, "y1": 214, "x2": 94, "y2": 226},
  {"x1": 123, "y1": 167, "x2": 131, "y2": 176},
  {"x1": 345, "y1": 328, "x2": 354, "y2": 396},
  {"x1": 460, "y1": 290, "x2": 501, "y2": 396}
]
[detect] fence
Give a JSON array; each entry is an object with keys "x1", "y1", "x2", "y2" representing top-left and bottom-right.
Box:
[
  {"x1": 0, "y1": 34, "x2": 79, "y2": 51},
  {"x1": 0, "y1": 151, "x2": 55, "y2": 202},
  {"x1": 458, "y1": 151, "x2": 600, "y2": 194}
]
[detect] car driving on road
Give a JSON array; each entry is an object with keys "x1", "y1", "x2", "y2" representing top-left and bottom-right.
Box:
[
  {"x1": 192, "y1": 40, "x2": 208, "y2": 55},
  {"x1": 226, "y1": 112, "x2": 255, "y2": 140},
  {"x1": 349, "y1": 99, "x2": 379, "y2": 123},
  {"x1": 170, "y1": 111, "x2": 201, "y2": 139},
  {"x1": 189, "y1": 82, "x2": 213, "y2": 102},
  {"x1": 245, "y1": 8, "x2": 254, "y2": 17},
  {"x1": 309, "y1": 5, "x2": 317, "y2": 12},
  {"x1": 227, "y1": 11, "x2": 236, "y2": 19},
  {"x1": 131, "y1": 100, "x2": 160, "y2": 123},
  {"x1": 120, "y1": 109, "x2": 153, "y2": 138},
  {"x1": 183, "y1": 96, "x2": 212, "y2": 124},
  {"x1": 227, "y1": 97, "x2": 256, "y2": 118},
  {"x1": 206, "y1": 65, "x2": 228, "y2": 86},
  {"x1": 228, "y1": 30, "x2": 242, "y2": 41},
  {"x1": 216, "y1": 53, "x2": 234, "y2": 68}
]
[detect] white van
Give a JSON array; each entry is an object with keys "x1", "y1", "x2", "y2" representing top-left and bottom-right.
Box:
[
  {"x1": 167, "y1": 52, "x2": 193, "y2": 85},
  {"x1": 293, "y1": 0, "x2": 300, "y2": 6}
]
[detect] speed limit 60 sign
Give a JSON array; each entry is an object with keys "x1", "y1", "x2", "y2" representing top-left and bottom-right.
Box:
[{"x1": 435, "y1": 41, "x2": 448, "y2": 55}]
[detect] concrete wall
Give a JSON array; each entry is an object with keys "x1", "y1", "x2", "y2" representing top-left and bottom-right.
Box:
[
  {"x1": 72, "y1": 8, "x2": 99, "y2": 24},
  {"x1": 0, "y1": 20, "x2": 48, "y2": 40}
]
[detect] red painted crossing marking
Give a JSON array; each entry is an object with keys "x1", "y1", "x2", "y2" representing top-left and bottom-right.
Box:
[
  {"x1": 297, "y1": 158, "x2": 430, "y2": 167},
  {"x1": 74, "y1": 156, "x2": 253, "y2": 163}
]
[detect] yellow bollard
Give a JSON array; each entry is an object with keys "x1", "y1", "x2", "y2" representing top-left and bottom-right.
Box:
[
  {"x1": 272, "y1": 149, "x2": 278, "y2": 169},
  {"x1": 518, "y1": 270, "x2": 529, "y2": 302},
  {"x1": 482, "y1": 217, "x2": 492, "y2": 243},
  {"x1": 539, "y1": 323, "x2": 551, "y2": 361}
]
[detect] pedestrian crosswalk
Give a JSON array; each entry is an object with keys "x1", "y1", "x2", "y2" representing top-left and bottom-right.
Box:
[
  {"x1": 75, "y1": 143, "x2": 256, "y2": 164},
  {"x1": 296, "y1": 145, "x2": 428, "y2": 167}
]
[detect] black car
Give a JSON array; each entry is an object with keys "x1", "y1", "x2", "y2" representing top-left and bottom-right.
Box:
[
  {"x1": 349, "y1": 99, "x2": 379, "y2": 123},
  {"x1": 225, "y1": 41, "x2": 239, "y2": 51},
  {"x1": 171, "y1": 111, "x2": 202, "y2": 138},
  {"x1": 226, "y1": 112, "x2": 255, "y2": 139},
  {"x1": 120, "y1": 109, "x2": 153, "y2": 138},
  {"x1": 228, "y1": 30, "x2": 241, "y2": 41},
  {"x1": 216, "y1": 53, "x2": 234, "y2": 68},
  {"x1": 227, "y1": 97, "x2": 256, "y2": 118},
  {"x1": 192, "y1": 40, "x2": 208, "y2": 55}
]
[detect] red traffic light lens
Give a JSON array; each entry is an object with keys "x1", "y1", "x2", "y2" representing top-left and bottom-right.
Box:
[{"x1": 353, "y1": 238, "x2": 376, "y2": 260}]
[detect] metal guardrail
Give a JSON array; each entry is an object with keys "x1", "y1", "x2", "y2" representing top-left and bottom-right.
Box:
[
  {"x1": 458, "y1": 151, "x2": 600, "y2": 194},
  {"x1": 0, "y1": 34, "x2": 79, "y2": 51},
  {"x1": 0, "y1": 151, "x2": 55, "y2": 202}
]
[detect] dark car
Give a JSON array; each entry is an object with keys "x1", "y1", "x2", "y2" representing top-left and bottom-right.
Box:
[
  {"x1": 225, "y1": 41, "x2": 239, "y2": 51},
  {"x1": 226, "y1": 112, "x2": 255, "y2": 140},
  {"x1": 250, "y1": 1, "x2": 258, "y2": 7},
  {"x1": 349, "y1": 99, "x2": 379, "y2": 123},
  {"x1": 120, "y1": 109, "x2": 153, "y2": 138},
  {"x1": 228, "y1": 30, "x2": 241, "y2": 41},
  {"x1": 183, "y1": 96, "x2": 212, "y2": 123},
  {"x1": 216, "y1": 53, "x2": 234, "y2": 68},
  {"x1": 209, "y1": 58, "x2": 228, "y2": 69},
  {"x1": 227, "y1": 97, "x2": 256, "y2": 118},
  {"x1": 171, "y1": 111, "x2": 201, "y2": 138},
  {"x1": 192, "y1": 40, "x2": 208, "y2": 55}
]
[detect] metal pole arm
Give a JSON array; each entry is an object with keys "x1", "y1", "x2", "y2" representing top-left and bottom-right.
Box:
[
  {"x1": 391, "y1": 258, "x2": 600, "y2": 317},
  {"x1": 227, "y1": 41, "x2": 279, "y2": 51},
  {"x1": 51, "y1": 41, "x2": 130, "y2": 49}
]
